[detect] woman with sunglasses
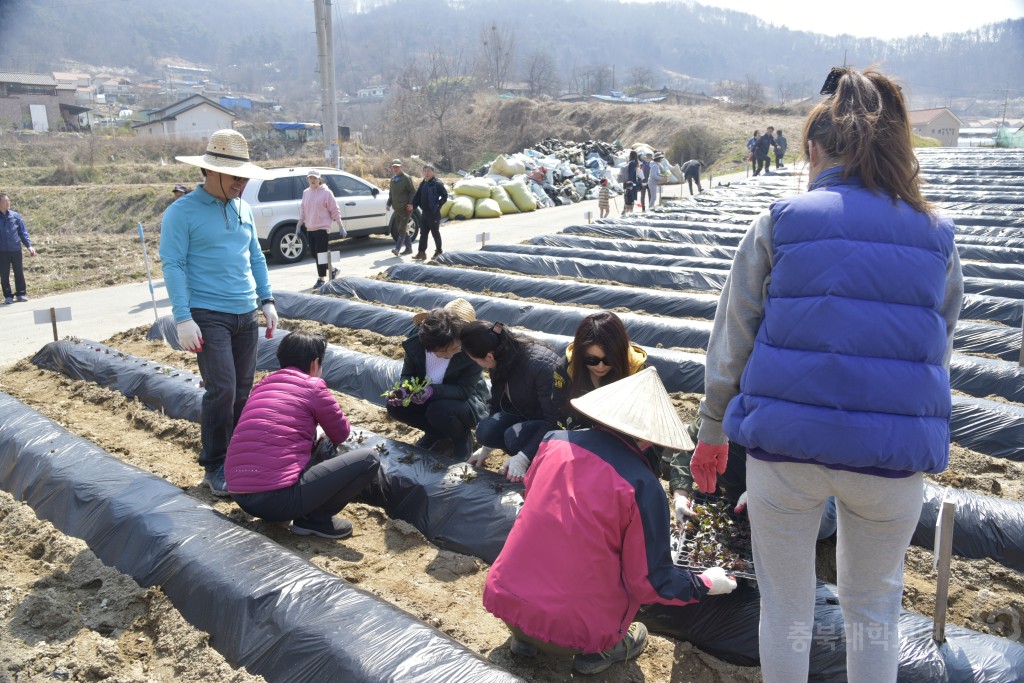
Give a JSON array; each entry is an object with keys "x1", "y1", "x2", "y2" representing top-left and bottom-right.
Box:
[
  {"x1": 551, "y1": 311, "x2": 647, "y2": 430},
  {"x1": 296, "y1": 169, "x2": 345, "y2": 291},
  {"x1": 461, "y1": 321, "x2": 559, "y2": 483},
  {"x1": 693, "y1": 67, "x2": 962, "y2": 683}
]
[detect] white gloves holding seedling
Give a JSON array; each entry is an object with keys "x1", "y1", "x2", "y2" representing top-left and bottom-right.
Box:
[
  {"x1": 673, "y1": 491, "x2": 696, "y2": 526},
  {"x1": 501, "y1": 452, "x2": 530, "y2": 482},
  {"x1": 177, "y1": 319, "x2": 203, "y2": 353},
  {"x1": 699, "y1": 567, "x2": 738, "y2": 595},
  {"x1": 468, "y1": 446, "x2": 494, "y2": 467},
  {"x1": 734, "y1": 491, "x2": 749, "y2": 514}
]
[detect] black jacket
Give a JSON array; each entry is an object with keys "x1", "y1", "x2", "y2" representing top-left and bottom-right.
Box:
[
  {"x1": 412, "y1": 176, "x2": 449, "y2": 219},
  {"x1": 399, "y1": 331, "x2": 490, "y2": 421},
  {"x1": 754, "y1": 133, "x2": 776, "y2": 157},
  {"x1": 490, "y1": 341, "x2": 560, "y2": 457}
]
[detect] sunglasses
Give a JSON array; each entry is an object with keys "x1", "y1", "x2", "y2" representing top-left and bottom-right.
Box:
[{"x1": 583, "y1": 355, "x2": 611, "y2": 367}]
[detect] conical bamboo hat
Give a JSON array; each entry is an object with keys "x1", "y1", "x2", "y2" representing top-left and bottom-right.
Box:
[{"x1": 570, "y1": 367, "x2": 694, "y2": 451}]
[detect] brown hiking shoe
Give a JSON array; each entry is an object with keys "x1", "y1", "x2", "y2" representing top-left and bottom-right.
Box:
[{"x1": 412, "y1": 251, "x2": 427, "y2": 261}]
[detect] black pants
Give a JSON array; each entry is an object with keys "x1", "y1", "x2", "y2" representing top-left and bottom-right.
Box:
[
  {"x1": 308, "y1": 229, "x2": 330, "y2": 277},
  {"x1": 0, "y1": 250, "x2": 26, "y2": 298},
  {"x1": 775, "y1": 151, "x2": 785, "y2": 168},
  {"x1": 418, "y1": 213, "x2": 442, "y2": 253},
  {"x1": 386, "y1": 398, "x2": 477, "y2": 455},
  {"x1": 685, "y1": 172, "x2": 702, "y2": 195},
  {"x1": 231, "y1": 447, "x2": 380, "y2": 523},
  {"x1": 754, "y1": 154, "x2": 770, "y2": 175},
  {"x1": 638, "y1": 184, "x2": 650, "y2": 210}
]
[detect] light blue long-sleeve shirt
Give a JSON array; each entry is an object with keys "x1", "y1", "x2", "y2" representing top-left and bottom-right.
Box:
[{"x1": 158, "y1": 183, "x2": 272, "y2": 323}]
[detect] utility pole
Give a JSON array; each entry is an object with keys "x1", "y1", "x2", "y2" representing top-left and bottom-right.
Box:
[{"x1": 314, "y1": 0, "x2": 341, "y2": 169}]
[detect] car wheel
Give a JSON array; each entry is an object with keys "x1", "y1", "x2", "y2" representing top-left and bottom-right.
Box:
[
  {"x1": 408, "y1": 211, "x2": 421, "y2": 242},
  {"x1": 271, "y1": 225, "x2": 307, "y2": 264}
]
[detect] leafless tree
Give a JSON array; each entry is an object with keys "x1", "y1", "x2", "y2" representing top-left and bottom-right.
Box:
[
  {"x1": 523, "y1": 51, "x2": 560, "y2": 97},
  {"x1": 478, "y1": 22, "x2": 516, "y2": 90},
  {"x1": 570, "y1": 62, "x2": 613, "y2": 96},
  {"x1": 391, "y1": 49, "x2": 471, "y2": 171},
  {"x1": 628, "y1": 66, "x2": 655, "y2": 93}
]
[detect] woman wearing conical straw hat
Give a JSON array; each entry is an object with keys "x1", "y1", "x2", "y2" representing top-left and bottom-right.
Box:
[{"x1": 483, "y1": 367, "x2": 737, "y2": 676}]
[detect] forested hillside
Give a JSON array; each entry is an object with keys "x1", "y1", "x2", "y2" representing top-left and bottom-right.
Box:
[{"x1": 1, "y1": 0, "x2": 1021, "y2": 108}]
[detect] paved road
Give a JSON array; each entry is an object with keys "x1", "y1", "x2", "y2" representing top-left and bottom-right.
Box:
[{"x1": 0, "y1": 196, "x2": 611, "y2": 368}]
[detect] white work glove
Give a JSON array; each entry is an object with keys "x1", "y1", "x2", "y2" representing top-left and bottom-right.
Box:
[
  {"x1": 501, "y1": 452, "x2": 530, "y2": 483},
  {"x1": 262, "y1": 302, "x2": 278, "y2": 338},
  {"x1": 699, "y1": 567, "x2": 738, "y2": 595},
  {"x1": 294, "y1": 222, "x2": 303, "y2": 235},
  {"x1": 734, "y1": 491, "x2": 748, "y2": 515},
  {"x1": 468, "y1": 446, "x2": 495, "y2": 467},
  {"x1": 336, "y1": 220, "x2": 347, "y2": 238},
  {"x1": 176, "y1": 319, "x2": 203, "y2": 353},
  {"x1": 673, "y1": 492, "x2": 696, "y2": 526}
]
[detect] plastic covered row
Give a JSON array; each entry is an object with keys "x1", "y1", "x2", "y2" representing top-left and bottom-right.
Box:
[
  {"x1": 0, "y1": 392, "x2": 521, "y2": 683},
  {"x1": 640, "y1": 580, "x2": 1024, "y2": 681},
  {"x1": 434, "y1": 250, "x2": 728, "y2": 292},
  {"x1": 385, "y1": 263, "x2": 720, "y2": 320},
  {"x1": 563, "y1": 223, "x2": 744, "y2": 246},
  {"x1": 963, "y1": 276, "x2": 1024, "y2": 300},
  {"x1": 529, "y1": 233, "x2": 738, "y2": 261},
  {"x1": 482, "y1": 243, "x2": 736, "y2": 271},
  {"x1": 319, "y1": 277, "x2": 713, "y2": 350},
  {"x1": 960, "y1": 293, "x2": 1023, "y2": 328}
]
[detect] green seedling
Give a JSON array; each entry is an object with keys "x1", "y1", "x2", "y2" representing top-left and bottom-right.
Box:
[{"x1": 381, "y1": 376, "x2": 433, "y2": 407}]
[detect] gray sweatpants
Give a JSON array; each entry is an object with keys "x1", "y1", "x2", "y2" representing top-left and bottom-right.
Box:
[{"x1": 746, "y1": 456, "x2": 923, "y2": 683}]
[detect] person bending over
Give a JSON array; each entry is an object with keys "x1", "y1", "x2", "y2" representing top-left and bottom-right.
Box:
[
  {"x1": 385, "y1": 299, "x2": 488, "y2": 460},
  {"x1": 225, "y1": 332, "x2": 380, "y2": 540},
  {"x1": 484, "y1": 368, "x2": 737, "y2": 675},
  {"x1": 462, "y1": 320, "x2": 559, "y2": 482}
]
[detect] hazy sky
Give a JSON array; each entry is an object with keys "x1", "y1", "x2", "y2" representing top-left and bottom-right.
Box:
[{"x1": 627, "y1": 0, "x2": 1024, "y2": 40}]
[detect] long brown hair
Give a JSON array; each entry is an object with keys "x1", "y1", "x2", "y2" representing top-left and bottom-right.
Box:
[
  {"x1": 801, "y1": 66, "x2": 931, "y2": 214},
  {"x1": 568, "y1": 311, "x2": 632, "y2": 397}
]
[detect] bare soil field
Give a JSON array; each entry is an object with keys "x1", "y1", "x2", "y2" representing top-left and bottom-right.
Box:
[{"x1": 3, "y1": 315, "x2": 1023, "y2": 681}]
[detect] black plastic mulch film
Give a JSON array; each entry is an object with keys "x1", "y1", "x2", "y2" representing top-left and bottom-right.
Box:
[{"x1": 0, "y1": 392, "x2": 521, "y2": 683}]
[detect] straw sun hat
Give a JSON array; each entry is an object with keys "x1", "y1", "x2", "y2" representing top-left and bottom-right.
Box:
[
  {"x1": 571, "y1": 367, "x2": 694, "y2": 451},
  {"x1": 412, "y1": 298, "x2": 477, "y2": 325},
  {"x1": 176, "y1": 129, "x2": 272, "y2": 180}
]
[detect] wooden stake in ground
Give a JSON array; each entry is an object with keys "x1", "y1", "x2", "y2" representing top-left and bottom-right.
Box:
[
  {"x1": 933, "y1": 498, "x2": 956, "y2": 643},
  {"x1": 33, "y1": 306, "x2": 72, "y2": 342}
]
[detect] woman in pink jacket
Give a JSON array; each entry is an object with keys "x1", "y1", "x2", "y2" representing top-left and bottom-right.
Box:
[
  {"x1": 483, "y1": 368, "x2": 737, "y2": 675},
  {"x1": 225, "y1": 331, "x2": 379, "y2": 539},
  {"x1": 296, "y1": 169, "x2": 344, "y2": 291}
]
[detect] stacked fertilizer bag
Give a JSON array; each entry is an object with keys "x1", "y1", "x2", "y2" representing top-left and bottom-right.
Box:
[{"x1": 440, "y1": 159, "x2": 539, "y2": 220}]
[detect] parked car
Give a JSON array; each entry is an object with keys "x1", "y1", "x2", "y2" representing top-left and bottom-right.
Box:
[{"x1": 241, "y1": 167, "x2": 419, "y2": 263}]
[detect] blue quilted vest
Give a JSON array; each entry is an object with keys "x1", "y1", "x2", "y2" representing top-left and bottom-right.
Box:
[{"x1": 722, "y1": 168, "x2": 956, "y2": 474}]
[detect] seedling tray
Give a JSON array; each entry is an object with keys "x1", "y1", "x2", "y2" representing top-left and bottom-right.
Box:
[{"x1": 671, "y1": 493, "x2": 757, "y2": 582}]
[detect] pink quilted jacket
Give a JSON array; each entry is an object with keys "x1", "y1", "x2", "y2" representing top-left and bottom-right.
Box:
[{"x1": 225, "y1": 367, "x2": 350, "y2": 493}]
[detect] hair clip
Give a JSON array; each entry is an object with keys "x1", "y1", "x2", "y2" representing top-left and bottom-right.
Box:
[
  {"x1": 491, "y1": 322, "x2": 505, "y2": 336},
  {"x1": 819, "y1": 67, "x2": 847, "y2": 96}
]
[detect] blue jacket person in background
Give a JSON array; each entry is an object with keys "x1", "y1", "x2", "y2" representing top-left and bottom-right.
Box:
[{"x1": 0, "y1": 193, "x2": 37, "y2": 304}]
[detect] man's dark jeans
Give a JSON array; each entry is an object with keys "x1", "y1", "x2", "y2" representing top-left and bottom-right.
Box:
[
  {"x1": 191, "y1": 308, "x2": 259, "y2": 473},
  {"x1": 0, "y1": 250, "x2": 26, "y2": 298},
  {"x1": 417, "y1": 213, "x2": 442, "y2": 253}
]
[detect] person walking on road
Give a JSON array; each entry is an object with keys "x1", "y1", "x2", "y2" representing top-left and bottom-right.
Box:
[
  {"x1": 691, "y1": 67, "x2": 963, "y2": 683},
  {"x1": 296, "y1": 169, "x2": 344, "y2": 290},
  {"x1": 0, "y1": 193, "x2": 36, "y2": 304},
  {"x1": 775, "y1": 129, "x2": 788, "y2": 169},
  {"x1": 753, "y1": 127, "x2": 777, "y2": 176},
  {"x1": 387, "y1": 159, "x2": 416, "y2": 257},
  {"x1": 159, "y1": 129, "x2": 279, "y2": 498},
  {"x1": 411, "y1": 163, "x2": 448, "y2": 261}
]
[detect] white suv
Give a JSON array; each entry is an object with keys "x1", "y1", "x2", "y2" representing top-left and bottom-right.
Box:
[{"x1": 241, "y1": 167, "x2": 417, "y2": 263}]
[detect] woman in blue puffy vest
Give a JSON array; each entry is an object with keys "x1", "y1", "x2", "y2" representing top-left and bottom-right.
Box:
[{"x1": 691, "y1": 67, "x2": 964, "y2": 683}]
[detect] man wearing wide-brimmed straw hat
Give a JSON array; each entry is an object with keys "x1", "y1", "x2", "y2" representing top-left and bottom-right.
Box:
[
  {"x1": 483, "y1": 367, "x2": 737, "y2": 675},
  {"x1": 159, "y1": 128, "x2": 279, "y2": 497},
  {"x1": 386, "y1": 298, "x2": 489, "y2": 459}
]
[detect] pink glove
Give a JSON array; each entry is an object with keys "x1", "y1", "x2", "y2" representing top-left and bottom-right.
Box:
[
  {"x1": 690, "y1": 440, "x2": 728, "y2": 493},
  {"x1": 410, "y1": 385, "x2": 434, "y2": 404}
]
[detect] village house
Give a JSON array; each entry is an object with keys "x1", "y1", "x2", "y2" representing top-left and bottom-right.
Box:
[
  {"x1": 0, "y1": 71, "x2": 91, "y2": 131},
  {"x1": 909, "y1": 107, "x2": 963, "y2": 147},
  {"x1": 132, "y1": 94, "x2": 235, "y2": 141}
]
